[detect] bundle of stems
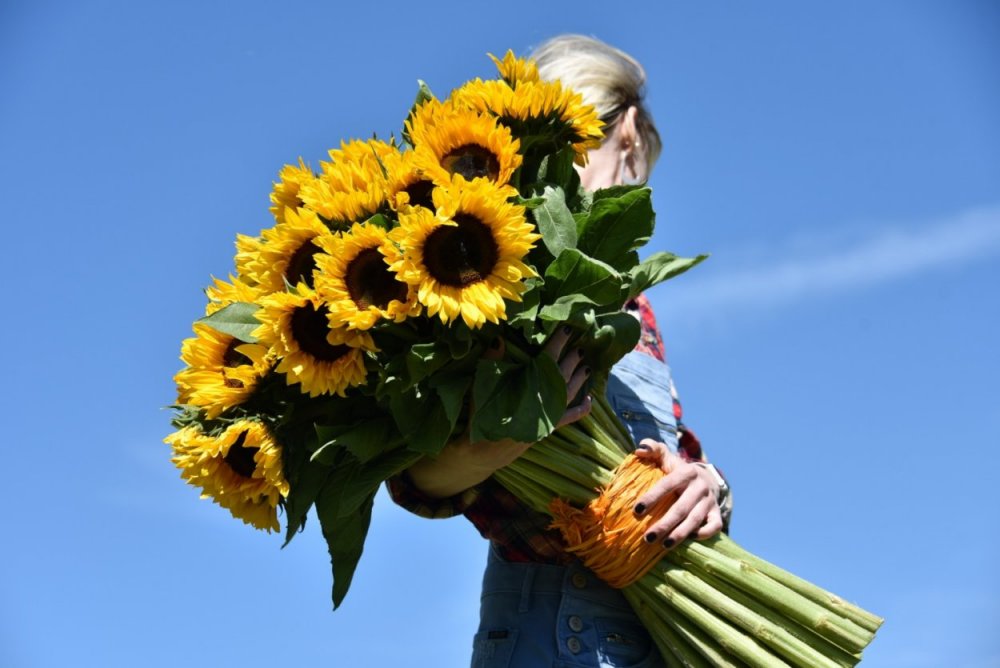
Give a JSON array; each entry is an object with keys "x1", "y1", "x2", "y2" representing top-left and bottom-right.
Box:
[{"x1": 493, "y1": 397, "x2": 882, "y2": 667}]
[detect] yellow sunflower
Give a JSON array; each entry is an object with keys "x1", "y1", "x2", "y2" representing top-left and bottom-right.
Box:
[
  {"x1": 174, "y1": 324, "x2": 272, "y2": 418},
  {"x1": 406, "y1": 99, "x2": 522, "y2": 186},
  {"x1": 451, "y1": 75, "x2": 604, "y2": 161},
  {"x1": 381, "y1": 149, "x2": 443, "y2": 211},
  {"x1": 167, "y1": 420, "x2": 289, "y2": 532},
  {"x1": 239, "y1": 207, "x2": 335, "y2": 294},
  {"x1": 489, "y1": 50, "x2": 540, "y2": 87},
  {"x1": 299, "y1": 138, "x2": 392, "y2": 228},
  {"x1": 253, "y1": 287, "x2": 372, "y2": 397},
  {"x1": 385, "y1": 178, "x2": 539, "y2": 328},
  {"x1": 204, "y1": 274, "x2": 261, "y2": 315},
  {"x1": 269, "y1": 158, "x2": 316, "y2": 225},
  {"x1": 314, "y1": 222, "x2": 420, "y2": 330}
]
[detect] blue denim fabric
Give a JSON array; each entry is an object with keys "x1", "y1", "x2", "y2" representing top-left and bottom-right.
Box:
[{"x1": 472, "y1": 351, "x2": 676, "y2": 668}]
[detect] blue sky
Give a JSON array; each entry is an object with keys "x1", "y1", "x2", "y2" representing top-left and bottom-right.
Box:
[{"x1": 2, "y1": 1, "x2": 998, "y2": 666}]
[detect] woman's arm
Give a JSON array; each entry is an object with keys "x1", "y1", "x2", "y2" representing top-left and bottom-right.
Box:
[{"x1": 405, "y1": 325, "x2": 593, "y2": 500}]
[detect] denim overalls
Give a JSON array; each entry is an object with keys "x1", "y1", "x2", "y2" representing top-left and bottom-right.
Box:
[{"x1": 472, "y1": 350, "x2": 678, "y2": 668}]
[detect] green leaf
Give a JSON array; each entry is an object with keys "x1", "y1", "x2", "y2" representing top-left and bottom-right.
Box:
[
  {"x1": 313, "y1": 418, "x2": 394, "y2": 464},
  {"x1": 196, "y1": 302, "x2": 261, "y2": 342},
  {"x1": 389, "y1": 385, "x2": 454, "y2": 455},
  {"x1": 405, "y1": 342, "x2": 451, "y2": 386},
  {"x1": 536, "y1": 146, "x2": 578, "y2": 192},
  {"x1": 281, "y1": 435, "x2": 332, "y2": 547},
  {"x1": 577, "y1": 188, "x2": 655, "y2": 271},
  {"x1": 538, "y1": 294, "x2": 597, "y2": 322},
  {"x1": 401, "y1": 80, "x2": 435, "y2": 146},
  {"x1": 470, "y1": 355, "x2": 566, "y2": 443},
  {"x1": 337, "y1": 448, "x2": 422, "y2": 517},
  {"x1": 544, "y1": 248, "x2": 621, "y2": 305},
  {"x1": 315, "y1": 481, "x2": 375, "y2": 609},
  {"x1": 627, "y1": 252, "x2": 709, "y2": 300},
  {"x1": 531, "y1": 186, "x2": 578, "y2": 257},
  {"x1": 590, "y1": 312, "x2": 641, "y2": 374},
  {"x1": 506, "y1": 280, "x2": 541, "y2": 335},
  {"x1": 429, "y1": 372, "x2": 472, "y2": 426}
]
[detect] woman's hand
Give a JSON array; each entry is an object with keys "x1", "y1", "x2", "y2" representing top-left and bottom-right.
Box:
[
  {"x1": 405, "y1": 326, "x2": 592, "y2": 499},
  {"x1": 632, "y1": 438, "x2": 724, "y2": 549}
]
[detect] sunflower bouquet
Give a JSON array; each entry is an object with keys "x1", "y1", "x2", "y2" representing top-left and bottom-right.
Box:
[{"x1": 167, "y1": 52, "x2": 881, "y2": 666}]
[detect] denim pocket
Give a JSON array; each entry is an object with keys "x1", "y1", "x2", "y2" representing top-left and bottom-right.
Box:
[
  {"x1": 594, "y1": 618, "x2": 659, "y2": 668},
  {"x1": 471, "y1": 628, "x2": 519, "y2": 668},
  {"x1": 613, "y1": 393, "x2": 678, "y2": 451}
]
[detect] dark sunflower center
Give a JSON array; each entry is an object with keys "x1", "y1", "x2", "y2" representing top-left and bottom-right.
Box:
[
  {"x1": 284, "y1": 240, "x2": 321, "y2": 288},
  {"x1": 423, "y1": 214, "x2": 499, "y2": 287},
  {"x1": 403, "y1": 179, "x2": 435, "y2": 209},
  {"x1": 346, "y1": 248, "x2": 407, "y2": 310},
  {"x1": 290, "y1": 302, "x2": 350, "y2": 362},
  {"x1": 440, "y1": 145, "x2": 500, "y2": 181},
  {"x1": 224, "y1": 431, "x2": 259, "y2": 478},
  {"x1": 222, "y1": 339, "x2": 252, "y2": 368}
]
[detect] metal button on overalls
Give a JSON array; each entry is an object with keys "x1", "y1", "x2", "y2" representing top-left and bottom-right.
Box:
[{"x1": 568, "y1": 615, "x2": 584, "y2": 632}]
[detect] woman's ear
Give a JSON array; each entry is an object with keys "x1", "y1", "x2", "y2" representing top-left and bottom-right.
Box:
[
  {"x1": 617, "y1": 105, "x2": 640, "y2": 151},
  {"x1": 617, "y1": 106, "x2": 647, "y2": 185}
]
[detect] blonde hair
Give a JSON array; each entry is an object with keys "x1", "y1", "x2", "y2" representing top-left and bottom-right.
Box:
[{"x1": 531, "y1": 34, "x2": 662, "y2": 166}]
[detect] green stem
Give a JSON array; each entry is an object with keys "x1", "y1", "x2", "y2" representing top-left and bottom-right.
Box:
[
  {"x1": 672, "y1": 541, "x2": 871, "y2": 654},
  {"x1": 519, "y1": 442, "x2": 613, "y2": 489},
  {"x1": 636, "y1": 576, "x2": 780, "y2": 667},
  {"x1": 652, "y1": 561, "x2": 844, "y2": 668},
  {"x1": 623, "y1": 587, "x2": 716, "y2": 668},
  {"x1": 711, "y1": 535, "x2": 883, "y2": 634},
  {"x1": 503, "y1": 457, "x2": 597, "y2": 506},
  {"x1": 550, "y1": 422, "x2": 621, "y2": 470},
  {"x1": 591, "y1": 393, "x2": 635, "y2": 451},
  {"x1": 683, "y1": 558, "x2": 861, "y2": 668}
]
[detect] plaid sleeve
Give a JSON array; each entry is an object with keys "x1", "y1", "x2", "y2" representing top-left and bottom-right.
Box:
[{"x1": 384, "y1": 471, "x2": 481, "y2": 520}]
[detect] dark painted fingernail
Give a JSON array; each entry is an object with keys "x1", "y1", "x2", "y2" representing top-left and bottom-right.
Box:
[
  {"x1": 635, "y1": 443, "x2": 651, "y2": 451},
  {"x1": 576, "y1": 348, "x2": 584, "y2": 358},
  {"x1": 562, "y1": 325, "x2": 572, "y2": 334},
  {"x1": 644, "y1": 532, "x2": 657, "y2": 543},
  {"x1": 634, "y1": 503, "x2": 646, "y2": 515},
  {"x1": 662, "y1": 538, "x2": 675, "y2": 549},
  {"x1": 584, "y1": 366, "x2": 592, "y2": 376}
]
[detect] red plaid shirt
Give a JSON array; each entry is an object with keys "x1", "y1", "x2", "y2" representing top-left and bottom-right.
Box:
[{"x1": 386, "y1": 295, "x2": 724, "y2": 563}]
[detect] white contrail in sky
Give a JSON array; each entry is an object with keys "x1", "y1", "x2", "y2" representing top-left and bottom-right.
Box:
[{"x1": 662, "y1": 204, "x2": 1000, "y2": 316}]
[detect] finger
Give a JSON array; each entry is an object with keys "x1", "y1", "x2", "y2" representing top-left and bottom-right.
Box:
[
  {"x1": 544, "y1": 325, "x2": 572, "y2": 361},
  {"x1": 634, "y1": 439, "x2": 671, "y2": 470},
  {"x1": 558, "y1": 346, "x2": 585, "y2": 383},
  {"x1": 557, "y1": 395, "x2": 592, "y2": 428},
  {"x1": 660, "y1": 496, "x2": 715, "y2": 550},
  {"x1": 694, "y1": 504, "x2": 724, "y2": 540},
  {"x1": 633, "y1": 456, "x2": 693, "y2": 515},
  {"x1": 565, "y1": 364, "x2": 591, "y2": 404},
  {"x1": 638, "y1": 471, "x2": 704, "y2": 543}
]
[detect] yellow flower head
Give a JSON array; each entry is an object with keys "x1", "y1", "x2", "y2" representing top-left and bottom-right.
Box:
[
  {"x1": 239, "y1": 207, "x2": 336, "y2": 294},
  {"x1": 314, "y1": 221, "x2": 420, "y2": 330},
  {"x1": 406, "y1": 99, "x2": 522, "y2": 187},
  {"x1": 204, "y1": 275, "x2": 262, "y2": 315},
  {"x1": 167, "y1": 420, "x2": 289, "y2": 532},
  {"x1": 489, "y1": 50, "x2": 540, "y2": 87},
  {"x1": 270, "y1": 158, "x2": 316, "y2": 225},
  {"x1": 253, "y1": 287, "x2": 373, "y2": 397},
  {"x1": 452, "y1": 74, "x2": 604, "y2": 162},
  {"x1": 382, "y1": 149, "x2": 444, "y2": 212},
  {"x1": 299, "y1": 138, "x2": 392, "y2": 228},
  {"x1": 385, "y1": 178, "x2": 539, "y2": 328},
  {"x1": 174, "y1": 324, "x2": 272, "y2": 418}
]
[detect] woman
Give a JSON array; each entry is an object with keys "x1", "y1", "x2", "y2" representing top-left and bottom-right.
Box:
[{"x1": 388, "y1": 34, "x2": 732, "y2": 667}]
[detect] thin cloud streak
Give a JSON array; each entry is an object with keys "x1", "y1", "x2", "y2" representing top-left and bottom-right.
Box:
[{"x1": 665, "y1": 204, "x2": 1000, "y2": 316}]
